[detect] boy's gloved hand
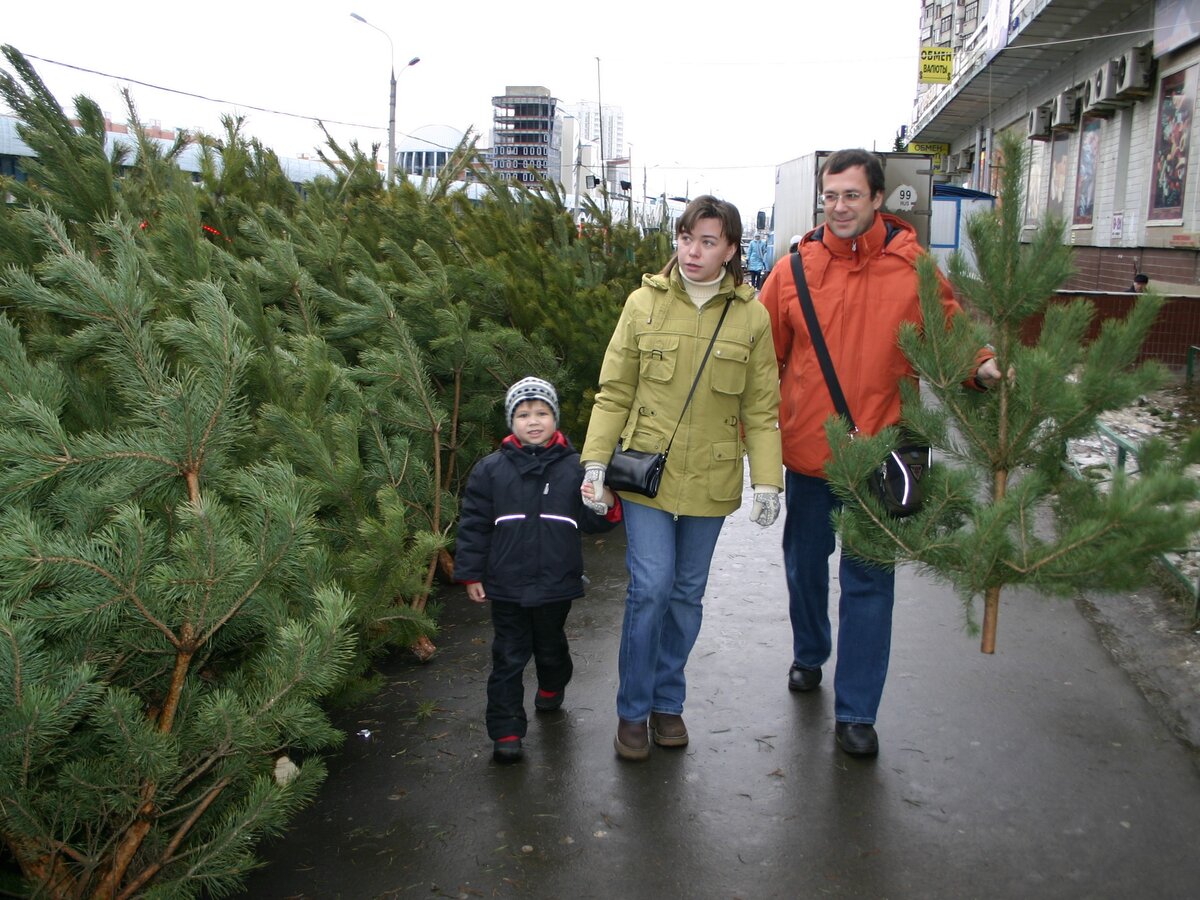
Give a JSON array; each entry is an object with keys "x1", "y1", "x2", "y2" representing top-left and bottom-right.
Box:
[
  {"x1": 749, "y1": 485, "x2": 781, "y2": 527},
  {"x1": 581, "y1": 464, "x2": 608, "y2": 514}
]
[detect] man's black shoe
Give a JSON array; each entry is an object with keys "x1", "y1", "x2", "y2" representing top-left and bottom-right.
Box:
[
  {"x1": 534, "y1": 688, "x2": 564, "y2": 712},
  {"x1": 835, "y1": 722, "x2": 879, "y2": 757},
  {"x1": 787, "y1": 664, "x2": 822, "y2": 692}
]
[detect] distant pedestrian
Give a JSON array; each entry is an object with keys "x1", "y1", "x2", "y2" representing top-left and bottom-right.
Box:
[
  {"x1": 747, "y1": 233, "x2": 771, "y2": 289},
  {"x1": 788, "y1": 233, "x2": 803, "y2": 254},
  {"x1": 456, "y1": 377, "x2": 623, "y2": 763},
  {"x1": 1129, "y1": 273, "x2": 1149, "y2": 293},
  {"x1": 580, "y1": 195, "x2": 783, "y2": 761}
]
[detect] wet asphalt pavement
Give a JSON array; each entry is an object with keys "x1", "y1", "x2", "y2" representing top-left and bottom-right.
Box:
[{"x1": 241, "y1": 478, "x2": 1200, "y2": 899}]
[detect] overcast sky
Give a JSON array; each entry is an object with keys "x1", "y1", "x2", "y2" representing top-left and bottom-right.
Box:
[{"x1": 2, "y1": 0, "x2": 922, "y2": 221}]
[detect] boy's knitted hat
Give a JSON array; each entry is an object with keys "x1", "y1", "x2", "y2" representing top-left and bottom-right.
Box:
[{"x1": 504, "y1": 377, "x2": 559, "y2": 428}]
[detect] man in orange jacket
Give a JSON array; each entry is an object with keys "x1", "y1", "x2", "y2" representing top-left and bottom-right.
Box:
[{"x1": 758, "y1": 149, "x2": 1003, "y2": 758}]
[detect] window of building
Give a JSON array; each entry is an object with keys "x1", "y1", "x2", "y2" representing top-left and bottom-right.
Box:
[
  {"x1": 0, "y1": 155, "x2": 26, "y2": 180},
  {"x1": 961, "y1": 0, "x2": 978, "y2": 32}
]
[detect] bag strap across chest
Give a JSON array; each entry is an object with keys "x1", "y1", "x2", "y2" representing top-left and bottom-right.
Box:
[
  {"x1": 789, "y1": 252, "x2": 857, "y2": 434},
  {"x1": 662, "y1": 297, "x2": 733, "y2": 455}
]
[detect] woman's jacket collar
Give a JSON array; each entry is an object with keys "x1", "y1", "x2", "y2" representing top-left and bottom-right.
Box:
[{"x1": 641, "y1": 267, "x2": 757, "y2": 303}]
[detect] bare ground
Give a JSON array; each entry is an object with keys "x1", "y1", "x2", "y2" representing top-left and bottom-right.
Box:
[{"x1": 1068, "y1": 382, "x2": 1200, "y2": 763}]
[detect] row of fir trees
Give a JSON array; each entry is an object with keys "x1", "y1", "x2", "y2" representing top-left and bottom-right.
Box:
[{"x1": 0, "y1": 46, "x2": 668, "y2": 897}]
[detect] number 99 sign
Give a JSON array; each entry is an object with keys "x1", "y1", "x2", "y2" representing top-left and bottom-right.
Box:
[{"x1": 885, "y1": 184, "x2": 918, "y2": 213}]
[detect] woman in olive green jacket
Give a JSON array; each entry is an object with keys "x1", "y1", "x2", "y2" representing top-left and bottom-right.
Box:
[{"x1": 580, "y1": 195, "x2": 783, "y2": 761}]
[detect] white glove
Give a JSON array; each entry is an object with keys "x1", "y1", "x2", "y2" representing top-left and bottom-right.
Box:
[
  {"x1": 749, "y1": 486, "x2": 781, "y2": 527},
  {"x1": 581, "y1": 464, "x2": 608, "y2": 514}
]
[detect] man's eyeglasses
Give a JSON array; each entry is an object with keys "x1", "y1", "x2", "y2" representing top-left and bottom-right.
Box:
[{"x1": 820, "y1": 191, "x2": 867, "y2": 206}]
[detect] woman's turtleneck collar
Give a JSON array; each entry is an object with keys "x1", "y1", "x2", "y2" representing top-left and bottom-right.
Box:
[{"x1": 680, "y1": 266, "x2": 727, "y2": 309}]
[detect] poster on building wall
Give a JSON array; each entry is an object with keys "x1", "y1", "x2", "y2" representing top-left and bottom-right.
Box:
[
  {"x1": 1074, "y1": 117, "x2": 1103, "y2": 226},
  {"x1": 1026, "y1": 141, "x2": 1046, "y2": 225},
  {"x1": 1047, "y1": 132, "x2": 1071, "y2": 219},
  {"x1": 1154, "y1": 0, "x2": 1200, "y2": 57},
  {"x1": 1149, "y1": 65, "x2": 1196, "y2": 222},
  {"x1": 988, "y1": 121, "x2": 1025, "y2": 201}
]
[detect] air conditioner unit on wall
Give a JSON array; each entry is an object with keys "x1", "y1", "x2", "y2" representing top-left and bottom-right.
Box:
[
  {"x1": 1028, "y1": 105, "x2": 1052, "y2": 140},
  {"x1": 1084, "y1": 60, "x2": 1121, "y2": 113},
  {"x1": 1114, "y1": 45, "x2": 1153, "y2": 98},
  {"x1": 1051, "y1": 89, "x2": 1079, "y2": 130}
]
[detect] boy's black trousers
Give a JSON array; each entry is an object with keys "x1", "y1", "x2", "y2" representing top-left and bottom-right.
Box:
[{"x1": 487, "y1": 598, "x2": 574, "y2": 739}]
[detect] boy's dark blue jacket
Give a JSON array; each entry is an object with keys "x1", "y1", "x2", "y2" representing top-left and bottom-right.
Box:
[{"x1": 455, "y1": 431, "x2": 622, "y2": 606}]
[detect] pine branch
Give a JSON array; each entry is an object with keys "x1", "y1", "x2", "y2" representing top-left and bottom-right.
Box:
[{"x1": 115, "y1": 775, "x2": 231, "y2": 900}]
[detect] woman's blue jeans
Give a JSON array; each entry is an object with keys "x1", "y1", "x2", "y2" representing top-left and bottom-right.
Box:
[
  {"x1": 783, "y1": 470, "x2": 895, "y2": 724},
  {"x1": 617, "y1": 500, "x2": 725, "y2": 723}
]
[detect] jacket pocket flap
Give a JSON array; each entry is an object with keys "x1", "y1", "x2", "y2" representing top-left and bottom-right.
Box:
[
  {"x1": 712, "y1": 340, "x2": 750, "y2": 364},
  {"x1": 636, "y1": 333, "x2": 680, "y2": 353},
  {"x1": 710, "y1": 440, "x2": 741, "y2": 462}
]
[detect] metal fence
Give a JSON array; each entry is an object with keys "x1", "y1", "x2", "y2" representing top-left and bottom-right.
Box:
[{"x1": 1083, "y1": 420, "x2": 1199, "y2": 624}]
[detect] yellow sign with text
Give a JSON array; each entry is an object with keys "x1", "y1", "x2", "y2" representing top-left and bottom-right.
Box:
[
  {"x1": 907, "y1": 142, "x2": 950, "y2": 156},
  {"x1": 906, "y1": 141, "x2": 951, "y2": 171},
  {"x1": 920, "y1": 47, "x2": 954, "y2": 84}
]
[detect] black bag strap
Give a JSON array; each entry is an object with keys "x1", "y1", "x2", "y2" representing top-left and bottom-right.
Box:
[
  {"x1": 789, "y1": 253, "x2": 857, "y2": 434},
  {"x1": 663, "y1": 297, "x2": 733, "y2": 454}
]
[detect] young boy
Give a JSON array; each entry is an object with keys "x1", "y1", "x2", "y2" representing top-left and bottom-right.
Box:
[{"x1": 456, "y1": 377, "x2": 621, "y2": 763}]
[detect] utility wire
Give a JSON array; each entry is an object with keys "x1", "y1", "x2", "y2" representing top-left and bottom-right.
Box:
[
  {"x1": 11, "y1": 54, "x2": 793, "y2": 175},
  {"x1": 15, "y1": 52, "x2": 489, "y2": 155},
  {"x1": 21, "y1": 53, "x2": 381, "y2": 131},
  {"x1": 1003, "y1": 24, "x2": 1160, "y2": 51}
]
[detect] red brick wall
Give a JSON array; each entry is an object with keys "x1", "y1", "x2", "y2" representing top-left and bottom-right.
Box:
[
  {"x1": 1020, "y1": 291, "x2": 1200, "y2": 371},
  {"x1": 1064, "y1": 246, "x2": 1200, "y2": 292}
]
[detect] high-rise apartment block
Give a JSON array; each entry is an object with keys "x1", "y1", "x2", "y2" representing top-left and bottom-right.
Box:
[
  {"x1": 487, "y1": 87, "x2": 624, "y2": 193},
  {"x1": 489, "y1": 86, "x2": 563, "y2": 186},
  {"x1": 563, "y1": 99, "x2": 624, "y2": 162}
]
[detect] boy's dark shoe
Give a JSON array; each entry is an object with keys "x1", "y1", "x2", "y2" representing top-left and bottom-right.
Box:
[
  {"x1": 534, "y1": 688, "x2": 564, "y2": 712},
  {"x1": 834, "y1": 722, "x2": 879, "y2": 758},
  {"x1": 649, "y1": 712, "x2": 688, "y2": 747},
  {"x1": 493, "y1": 736, "x2": 523, "y2": 763},
  {"x1": 614, "y1": 719, "x2": 650, "y2": 761},
  {"x1": 787, "y1": 664, "x2": 822, "y2": 692}
]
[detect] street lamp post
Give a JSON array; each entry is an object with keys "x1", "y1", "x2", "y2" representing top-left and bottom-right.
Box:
[
  {"x1": 595, "y1": 56, "x2": 608, "y2": 213},
  {"x1": 351, "y1": 12, "x2": 419, "y2": 187}
]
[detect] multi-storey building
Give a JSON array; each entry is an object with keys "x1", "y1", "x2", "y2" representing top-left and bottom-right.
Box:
[
  {"x1": 562, "y1": 99, "x2": 624, "y2": 162},
  {"x1": 910, "y1": 0, "x2": 1200, "y2": 293},
  {"x1": 489, "y1": 86, "x2": 563, "y2": 186}
]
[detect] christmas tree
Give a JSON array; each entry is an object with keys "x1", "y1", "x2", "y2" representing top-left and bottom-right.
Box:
[
  {"x1": 0, "y1": 208, "x2": 356, "y2": 896},
  {"x1": 824, "y1": 131, "x2": 1200, "y2": 652}
]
